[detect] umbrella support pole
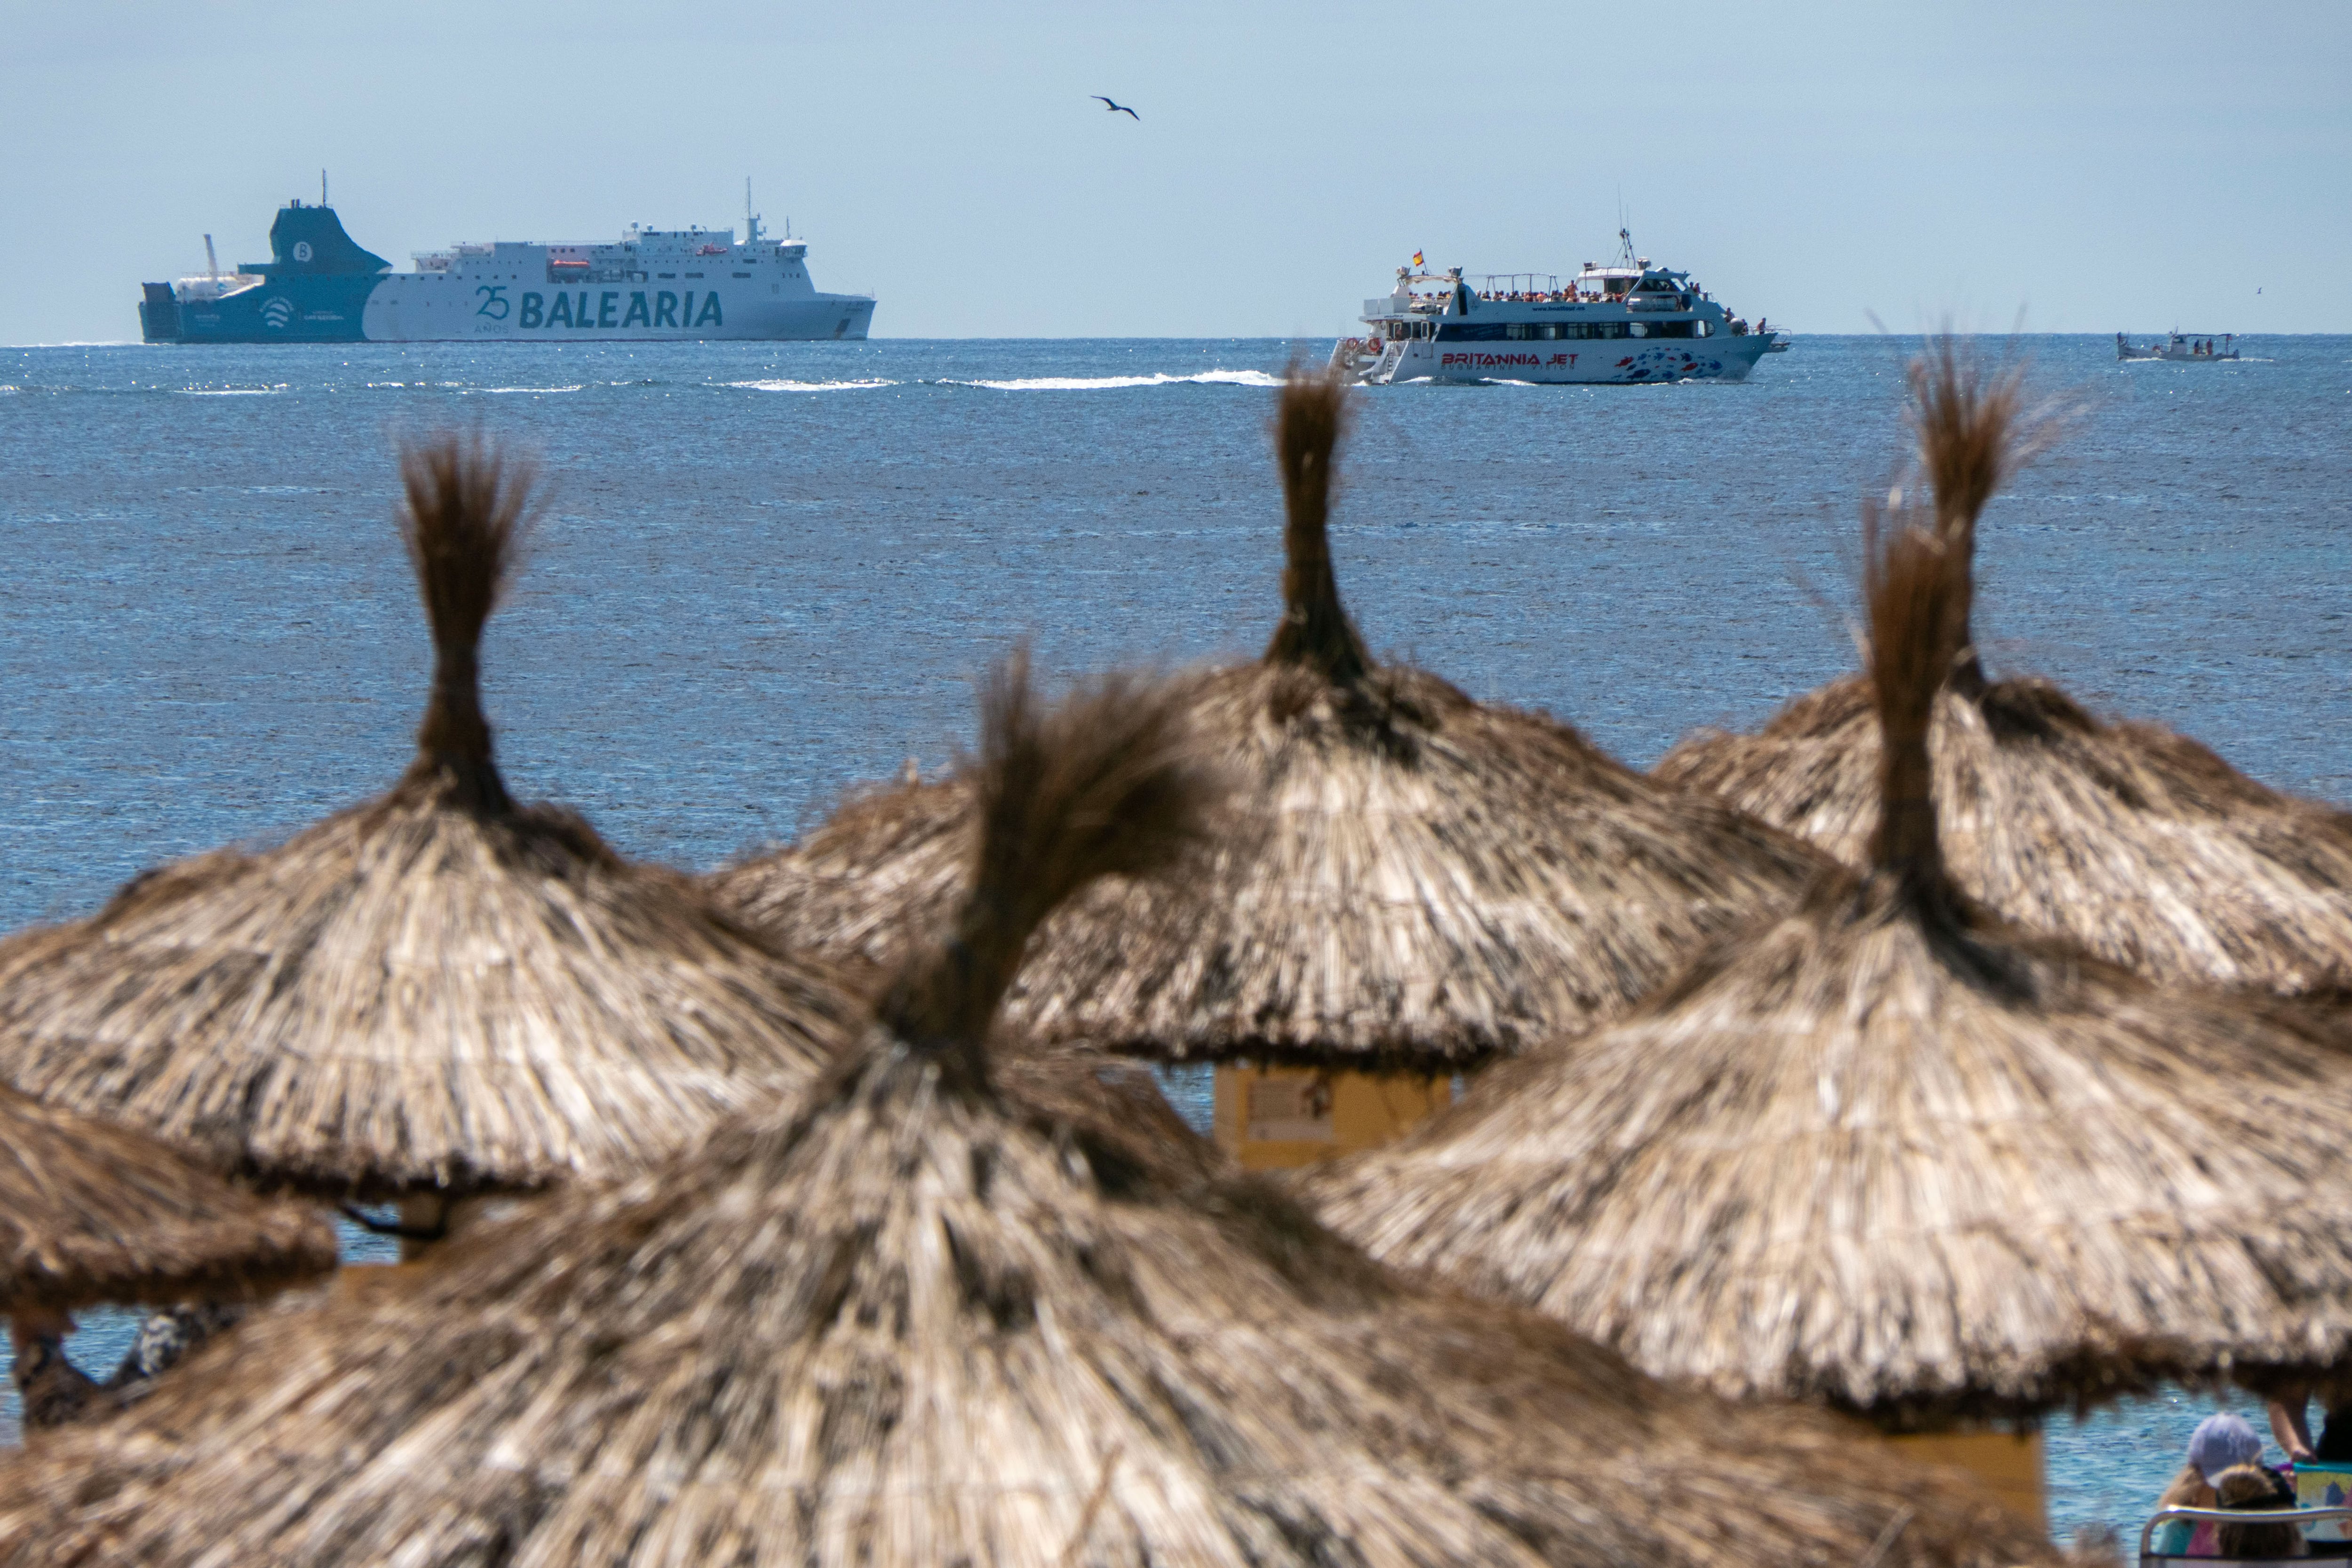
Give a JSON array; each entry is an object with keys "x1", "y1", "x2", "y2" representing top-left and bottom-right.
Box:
[
  {"x1": 1211, "y1": 1064, "x2": 1451, "y2": 1172},
  {"x1": 1887, "y1": 1428, "x2": 2044, "y2": 1532}
]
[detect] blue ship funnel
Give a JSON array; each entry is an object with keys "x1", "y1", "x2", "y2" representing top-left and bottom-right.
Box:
[{"x1": 243, "y1": 202, "x2": 389, "y2": 276}]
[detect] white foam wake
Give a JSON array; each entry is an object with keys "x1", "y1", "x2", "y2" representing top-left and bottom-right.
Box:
[
  {"x1": 727, "y1": 378, "x2": 897, "y2": 393},
  {"x1": 938, "y1": 369, "x2": 1284, "y2": 391},
  {"x1": 477, "y1": 385, "x2": 586, "y2": 394},
  {"x1": 179, "y1": 387, "x2": 284, "y2": 396}
]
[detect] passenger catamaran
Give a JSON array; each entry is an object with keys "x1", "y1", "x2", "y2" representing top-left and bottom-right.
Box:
[
  {"x1": 1330, "y1": 231, "x2": 1783, "y2": 385},
  {"x1": 139, "y1": 182, "x2": 875, "y2": 344}
]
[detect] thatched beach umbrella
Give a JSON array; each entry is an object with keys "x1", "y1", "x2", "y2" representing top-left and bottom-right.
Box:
[
  {"x1": 2, "y1": 1082, "x2": 334, "y2": 1326},
  {"x1": 0, "y1": 654, "x2": 2052, "y2": 1568},
  {"x1": 1657, "y1": 347, "x2": 2352, "y2": 997},
  {"x1": 0, "y1": 438, "x2": 861, "y2": 1210},
  {"x1": 1303, "y1": 478, "x2": 2352, "y2": 1466},
  {"x1": 3, "y1": 1083, "x2": 337, "y2": 1428},
  {"x1": 716, "y1": 373, "x2": 1823, "y2": 1073}
]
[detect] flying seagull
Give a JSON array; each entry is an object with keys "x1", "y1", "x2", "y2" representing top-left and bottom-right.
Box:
[{"x1": 1092, "y1": 96, "x2": 1140, "y2": 120}]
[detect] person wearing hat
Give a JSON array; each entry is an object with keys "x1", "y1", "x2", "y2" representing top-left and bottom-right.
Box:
[{"x1": 2154, "y1": 1415, "x2": 2275, "y2": 1556}]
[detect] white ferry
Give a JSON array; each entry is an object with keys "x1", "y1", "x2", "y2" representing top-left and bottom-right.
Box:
[
  {"x1": 1330, "y1": 231, "x2": 1784, "y2": 385},
  {"x1": 140, "y1": 184, "x2": 875, "y2": 344},
  {"x1": 2117, "y1": 332, "x2": 2239, "y2": 362}
]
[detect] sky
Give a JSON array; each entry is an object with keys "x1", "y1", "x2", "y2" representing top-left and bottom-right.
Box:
[{"x1": 2, "y1": 0, "x2": 2346, "y2": 342}]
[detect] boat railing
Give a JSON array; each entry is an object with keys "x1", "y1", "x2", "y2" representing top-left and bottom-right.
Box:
[{"x1": 2140, "y1": 1504, "x2": 2352, "y2": 1566}]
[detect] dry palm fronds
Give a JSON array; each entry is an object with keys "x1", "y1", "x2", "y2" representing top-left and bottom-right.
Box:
[
  {"x1": 1, "y1": 1083, "x2": 334, "y2": 1318},
  {"x1": 1306, "y1": 465, "x2": 2352, "y2": 1429},
  {"x1": 0, "y1": 436, "x2": 863, "y2": 1201},
  {"x1": 0, "y1": 654, "x2": 2053, "y2": 1568},
  {"x1": 715, "y1": 370, "x2": 1824, "y2": 1068},
  {"x1": 1657, "y1": 343, "x2": 2352, "y2": 997}
]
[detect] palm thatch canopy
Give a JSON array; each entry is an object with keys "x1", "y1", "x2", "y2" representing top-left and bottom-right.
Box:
[
  {"x1": 1, "y1": 1083, "x2": 334, "y2": 1319},
  {"x1": 715, "y1": 374, "x2": 1823, "y2": 1068},
  {"x1": 1658, "y1": 347, "x2": 2352, "y2": 998},
  {"x1": 0, "y1": 655, "x2": 2052, "y2": 1568},
  {"x1": 0, "y1": 438, "x2": 862, "y2": 1201},
  {"x1": 1306, "y1": 470, "x2": 2352, "y2": 1429}
]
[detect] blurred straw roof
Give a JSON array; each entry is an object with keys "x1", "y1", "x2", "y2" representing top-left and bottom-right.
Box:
[
  {"x1": 0, "y1": 653, "x2": 2050, "y2": 1568},
  {"x1": 1, "y1": 1082, "x2": 335, "y2": 1317},
  {"x1": 0, "y1": 438, "x2": 862, "y2": 1201},
  {"x1": 1307, "y1": 418, "x2": 2352, "y2": 1428},
  {"x1": 715, "y1": 373, "x2": 1823, "y2": 1069},
  {"x1": 1658, "y1": 347, "x2": 2352, "y2": 998}
]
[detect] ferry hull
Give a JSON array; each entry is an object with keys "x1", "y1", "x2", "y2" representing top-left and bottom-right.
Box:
[
  {"x1": 360, "y1": 276, "x2": 873, "y2": 342},
  {"x1": 1416, "y1": 335, "x2": 1774, "y2": 384},
  {"x1": 1350, "y1": 334, "x2": 1778, "y2": 385},
  {"x1": 142, "y1": 274, "x2": 874, "y2": 344}
]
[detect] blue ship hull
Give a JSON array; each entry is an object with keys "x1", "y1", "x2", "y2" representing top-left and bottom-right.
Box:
[{"x1": 141, "y1": 275, "x2": 375, "y2": 343}]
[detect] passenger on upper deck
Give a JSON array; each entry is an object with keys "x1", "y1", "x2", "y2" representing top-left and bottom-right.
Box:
[
  {"x1": 2214, "y1": 1465, "x2": 2306, "y2": 1560},
  {"x1": 2153, "y1": 1414, "x2": 2269, "y2": 1556},
  {"x1": 2268, "y1": 1377, "x2": 2352, "y2": 1466}
]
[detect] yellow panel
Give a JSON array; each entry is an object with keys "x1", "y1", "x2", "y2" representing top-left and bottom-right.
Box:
[
  {"x1": 1890, "y1": 1428, "x2": 2045, "y2": 1531},
  {"x1": 1214, "y1": 1065, "x2": 1451, "y2": 1172}
]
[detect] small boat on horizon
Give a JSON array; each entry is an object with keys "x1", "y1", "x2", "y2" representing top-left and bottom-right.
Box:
[
  {"x1": 1329, "y1": 228, "x2": 1784, "y2": 386},
  {"x1": 2119, "y1": 331, "x2": 2240, "y2": 361}
]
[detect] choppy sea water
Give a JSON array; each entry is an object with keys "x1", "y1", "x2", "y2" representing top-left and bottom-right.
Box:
[{"x1": 0, "y1": 334, "x2": 2346, "y2": 1536}]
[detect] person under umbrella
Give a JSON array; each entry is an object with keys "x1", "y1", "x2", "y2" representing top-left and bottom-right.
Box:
[
  {"x1": 1304, "y1": 417, "x2": 2352, "y2": 1522},
  {"x1": 2, "y1": 1081, "x2": 335, "y2": 1429},
  {"x1": 1657, "y1": 344, "x2": 2352, "y2": 999},
  {"x1": 0, "y1": 650, "x2": 2051, "y2": 1568},
  {"x1": 0, "y1": 436, "x2": 863, "y2": 1239},
  {"x1": 715, "y1": 371, "x2": 1824, "y2": 1167}
]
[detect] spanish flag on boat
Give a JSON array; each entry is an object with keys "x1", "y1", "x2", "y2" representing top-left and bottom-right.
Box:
[{"x1": 1411, "y1": 251, "x2": 1424, "y2": 268}]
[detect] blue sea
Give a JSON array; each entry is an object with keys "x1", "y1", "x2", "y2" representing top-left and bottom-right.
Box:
[{"x1": 1, "y1": 334, "x2": 2347, "y2": 1538}]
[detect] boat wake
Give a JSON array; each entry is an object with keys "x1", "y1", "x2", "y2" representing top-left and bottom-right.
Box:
[
  {"x1": 934, "y1": 370, "x2": 1283, "y2": 392},
  {"x1": 727, "y1": 378, "x2": 898, "y2": 393}
]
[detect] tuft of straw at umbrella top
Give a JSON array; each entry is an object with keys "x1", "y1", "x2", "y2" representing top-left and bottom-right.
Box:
[
  {"x1": 0, "y1": 652, "x2": 2057, "y2": 1568},
  {"x1": 0, "y1": 435, "x2": 864, "y2": 1202},
  {"x1": 1657, "y1": 341, "x2": 2352, "y2": 997},
  {"x1": 1305, "y1": 439, "x2": 2352, "y2": 1428},
  {"x1": 399, "y1": 432, "x2": 531, "y2": 813},
  {"x1": 714, "y1": 371, "x2": 1827, "y2": 1068},
  {"x1": 1, "y1": 1082, "x2": 335, "y2": 1321}
]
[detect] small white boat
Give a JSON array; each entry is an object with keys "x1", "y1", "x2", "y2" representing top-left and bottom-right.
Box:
[
  {"x1": 2119, "y1": 331, "x2": 2240, "y2": 361},
  {"x1": 1330, "y1": 229, "x2": 1783, "y2": 386}
]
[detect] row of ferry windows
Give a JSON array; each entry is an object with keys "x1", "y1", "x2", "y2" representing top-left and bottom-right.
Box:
[
  {"x1": 1374, "y1": 319, "x2": 1709, "y2": 342},
  {"x1": 1430, "y1": 320, "x2": 1710, "y2": 342}
]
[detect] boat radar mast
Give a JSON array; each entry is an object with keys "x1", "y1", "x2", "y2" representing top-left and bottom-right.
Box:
[{"x1": 744, "y1": 177, "x2": 764, "y2": 247}]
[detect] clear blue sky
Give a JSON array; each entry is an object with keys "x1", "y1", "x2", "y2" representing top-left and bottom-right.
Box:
[{"x1": 3, "y1": 0, "x2": 2345, "y2": 342}]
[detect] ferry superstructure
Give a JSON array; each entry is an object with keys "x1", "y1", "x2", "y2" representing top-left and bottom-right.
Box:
[
  {"x1": 139, "y1": 189, "x2": 875, "y2": 344},
  {"x1": 1331, "y1": 232, "x2": 1782, "y2": 385}
]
